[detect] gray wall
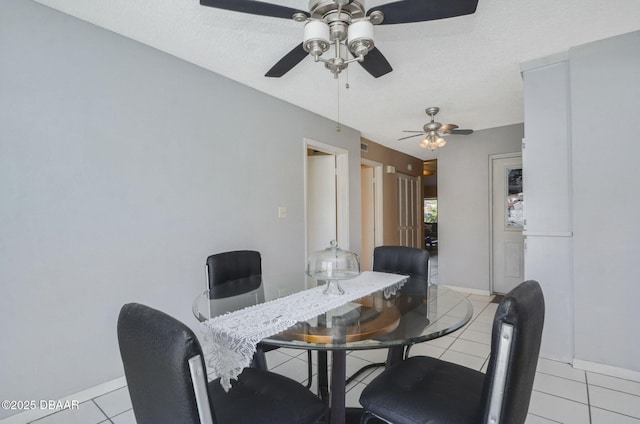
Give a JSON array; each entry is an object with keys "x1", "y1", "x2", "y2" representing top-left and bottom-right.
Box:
[
  {"x1": 570, "y1": 31, "x2": 640, "y2": 371},
  {"x1": 438, "y1": 124, "x2": 523, "y2": 291},
  {"x1": 0, "y1": 0, "x2": 361, "y2": 417}
]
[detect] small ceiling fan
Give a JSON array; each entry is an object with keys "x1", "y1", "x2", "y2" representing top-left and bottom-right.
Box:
[
  {"x1": 399, "y1": 107, "x2": 474, "y2": 150},
  {"x1": 199, "y1": 0, "x2": 479, "y2": 78}
]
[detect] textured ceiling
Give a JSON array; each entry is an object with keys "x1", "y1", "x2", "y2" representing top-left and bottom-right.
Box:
[{"x1": 33, "y1": 0, "x2": 640, "y2": 160}]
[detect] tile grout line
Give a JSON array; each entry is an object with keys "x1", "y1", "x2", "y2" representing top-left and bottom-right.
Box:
[
  {"x1": 527, "y1": 412, "x2": 563, "y2": 423},
  {"x1": 531, "y1": 388, "x2": 589, "y2": 406},
  {"x1": 586, "y1": 380, "x2": 640, "y2": 398},
  {"x1": 91, "y1": 399, "x2": 112, "y2": 424},
  {"x1": 590, "y1": 406, "x2": 640, "y2": 422},
  {"x1": 535, "y1": 369, "x2": 586, "y2": 384},
  {"x1": 585, "y1": 372, "x2": 593, "y2": 424},
  {"x1": 108, "y1": 408, "x2": 134, "y2": 422}
]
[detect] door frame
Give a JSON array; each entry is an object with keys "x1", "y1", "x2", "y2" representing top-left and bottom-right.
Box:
[
  {"x1": 488, "y1": 152, "x2": 523, "y2": 294},
  {"x1": 361, "y1": 159, "x2": 384, "y2": 247},
  {"x1": 304, "y1": 138, "x2": 350, "y2": 261}
]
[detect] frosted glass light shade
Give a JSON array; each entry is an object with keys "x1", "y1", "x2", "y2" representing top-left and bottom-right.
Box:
[
  {"x1": 348, "y1": 20, "x2": 374, "y2": 43},
  {"x1": 347, "y1": 20, "x2": 374, "y2": 56},
  {"x1": 303, "y1": 20, "x2": 330, "y2": 56}
]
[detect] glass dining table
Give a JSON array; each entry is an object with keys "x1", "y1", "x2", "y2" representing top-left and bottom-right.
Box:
[{"x1": 193, "y1": 273, "x2": 473, "y2": 424}]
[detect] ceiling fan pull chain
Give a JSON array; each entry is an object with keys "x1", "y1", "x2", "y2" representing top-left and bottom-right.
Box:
[{"x1": 336, "y1": 76, "x2": 342, "y2": 132}]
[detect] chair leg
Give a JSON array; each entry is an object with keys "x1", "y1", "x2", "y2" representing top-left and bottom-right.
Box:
[
  {"x1": 305, "y1": 350, "x2": 313, "y2": 389},
  {"x1": 251, "y1": 347, "x2": 268, "y2": 370},
  {"x1": 345, "y1": 345, "x2": 407, "y2": 385},
  {"x1": 404, "y1": 344, "x2": 413, "y2": 359},
  {"x1": 345, "y1": 362, "x2": 385, "y2": 385}
]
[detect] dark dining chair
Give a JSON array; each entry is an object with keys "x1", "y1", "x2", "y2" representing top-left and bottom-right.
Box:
[
  {"x1": 359, "y1": 280, "x2": 545, "y2": 424},
  {"x1": 206, "y1": 250, "x2": 313, "y2": 388},
  {"x1": 117, "y1": 303, "x2": 326, "y2": 424},
  {"x1": 346, "y1": 245, "x2": 431, "y2": 384}
]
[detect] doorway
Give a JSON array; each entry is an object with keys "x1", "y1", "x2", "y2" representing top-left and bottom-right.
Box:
[
  {"x1": 489, "y1": 153, "x2": 524, "y2": 294},
  {"x1": 304, "y1": 139, "x2": 350, "y2": 261}
]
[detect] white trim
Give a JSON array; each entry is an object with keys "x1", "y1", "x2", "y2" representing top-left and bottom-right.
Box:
[
  {"x1": 573, "y1": 359, "x2": 640, "y2": 383},
  {"x1": 361, "y1": 159, "x2": 384, "y2": 247},
  {"x1": 0, "y1": 377, "x2": 127, "y2": 424},
  {"x1": 335, "y1": 152, "x2": 350, "y2": 248}
]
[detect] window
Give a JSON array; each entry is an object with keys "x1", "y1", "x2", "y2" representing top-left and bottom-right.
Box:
[{"x1": 424, "y1": 198, "x2": 438, "y2": 223}]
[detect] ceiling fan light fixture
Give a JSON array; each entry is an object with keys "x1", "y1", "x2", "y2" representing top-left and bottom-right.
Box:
[
  {"x1": 426, "y1": 142, "x2": 439, "y2": 151},
  {"x1": 303, "y1": 20, "x2": 331, "y2": 57},
  {"x1": 419, "y1": 131, "x2": 447, "y2": 151},
  {"x1": 347, "y1": 19, "x2": 374, "y2": 57}
]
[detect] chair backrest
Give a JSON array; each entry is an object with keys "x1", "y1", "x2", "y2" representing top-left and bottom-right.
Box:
[
  {"x1": 372, "y1": 246, "x2": 430, "y2": 278},
  {"x1": 372, "y1": 246, "x2": 430, "y2": 294},
  {"x1": 206, "y1": 250, "x2": 262, "y2": 299},
  {"x1": 117, "y1": 303, "x2": 215, "y2": 424},
  {"x1": 481, "y1": 280, "x2": 545, "y2": 424}
]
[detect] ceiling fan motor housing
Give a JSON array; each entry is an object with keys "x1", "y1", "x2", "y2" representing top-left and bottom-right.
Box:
[
  {"x1": 424, "y1": 121, "x2": 442, "y2": 132},
  {"x1": 309, "y1": 0, "x2": 366, "y2": 20}
]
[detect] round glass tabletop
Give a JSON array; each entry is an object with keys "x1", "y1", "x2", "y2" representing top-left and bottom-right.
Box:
[{"x1": 193, "y1": 274, "x2": 473, "y2": 351}]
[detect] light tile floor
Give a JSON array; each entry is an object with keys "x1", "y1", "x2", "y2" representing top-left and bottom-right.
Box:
[{"x1": 27, "y1": 253, "x2": 640, "y2": 424}]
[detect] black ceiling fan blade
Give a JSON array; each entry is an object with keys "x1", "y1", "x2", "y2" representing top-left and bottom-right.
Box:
[
  {"x1": 200, "y1": 0, "x2": 308, "y2": 20},
  {"x1": 265, "y1": 43, "x2": 308, "y2": 78},
  {"x1": 358, "y1": 47, "x2": 393, "y2": 78},
  {"x1": 398, "y1": 133, "x2": 426, "y2": 141},
  {"x1": 450, "y1": 129, "x2": 474, "y2": 135},
  {"x1": 369, "y1": 0, "x2": 479, "y2": 25}
]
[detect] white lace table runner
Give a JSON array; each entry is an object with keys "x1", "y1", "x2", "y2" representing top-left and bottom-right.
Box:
[{"x1": 200, "y1": 271, "x2": 407, "y2": 391}]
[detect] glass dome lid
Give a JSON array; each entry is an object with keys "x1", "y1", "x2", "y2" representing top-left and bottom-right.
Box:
[{"x1": 307, "y1": 240, "x2": 360, "y2": 294}]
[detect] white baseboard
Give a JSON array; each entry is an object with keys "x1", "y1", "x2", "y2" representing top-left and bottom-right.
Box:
[
  {"x1": 573, "y1": 359, "x2": 640, "y2": 383},
  {"x1": 0, "y1": 377, "x2": 127, "y2": 424},
  {"x1": 439, "y1": 284, "x2": 492, "y2": 296}
]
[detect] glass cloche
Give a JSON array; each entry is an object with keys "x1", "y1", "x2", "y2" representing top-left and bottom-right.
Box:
[{"x1": 307, "y1": 240, "x2": 360, "y2": 295}]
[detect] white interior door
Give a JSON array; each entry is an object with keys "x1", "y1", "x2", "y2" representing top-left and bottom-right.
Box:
[
  {"x1": 398, "y1": 173, "x2": 421, "y2": 248},
  {"x1": 491, "y1": 154, "x2": 524, "y2": 294},
  {"x1": 307, "y1": 154, "x2": 337, "y2": 255}
]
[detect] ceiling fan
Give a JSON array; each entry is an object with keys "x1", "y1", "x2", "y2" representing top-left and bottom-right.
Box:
[
  {"x1": 399, "y1": 107, "x2": 474, "y2": 150},
  {"x1": 199, "y1": 0, "x2": 479, "y2": 78}
]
